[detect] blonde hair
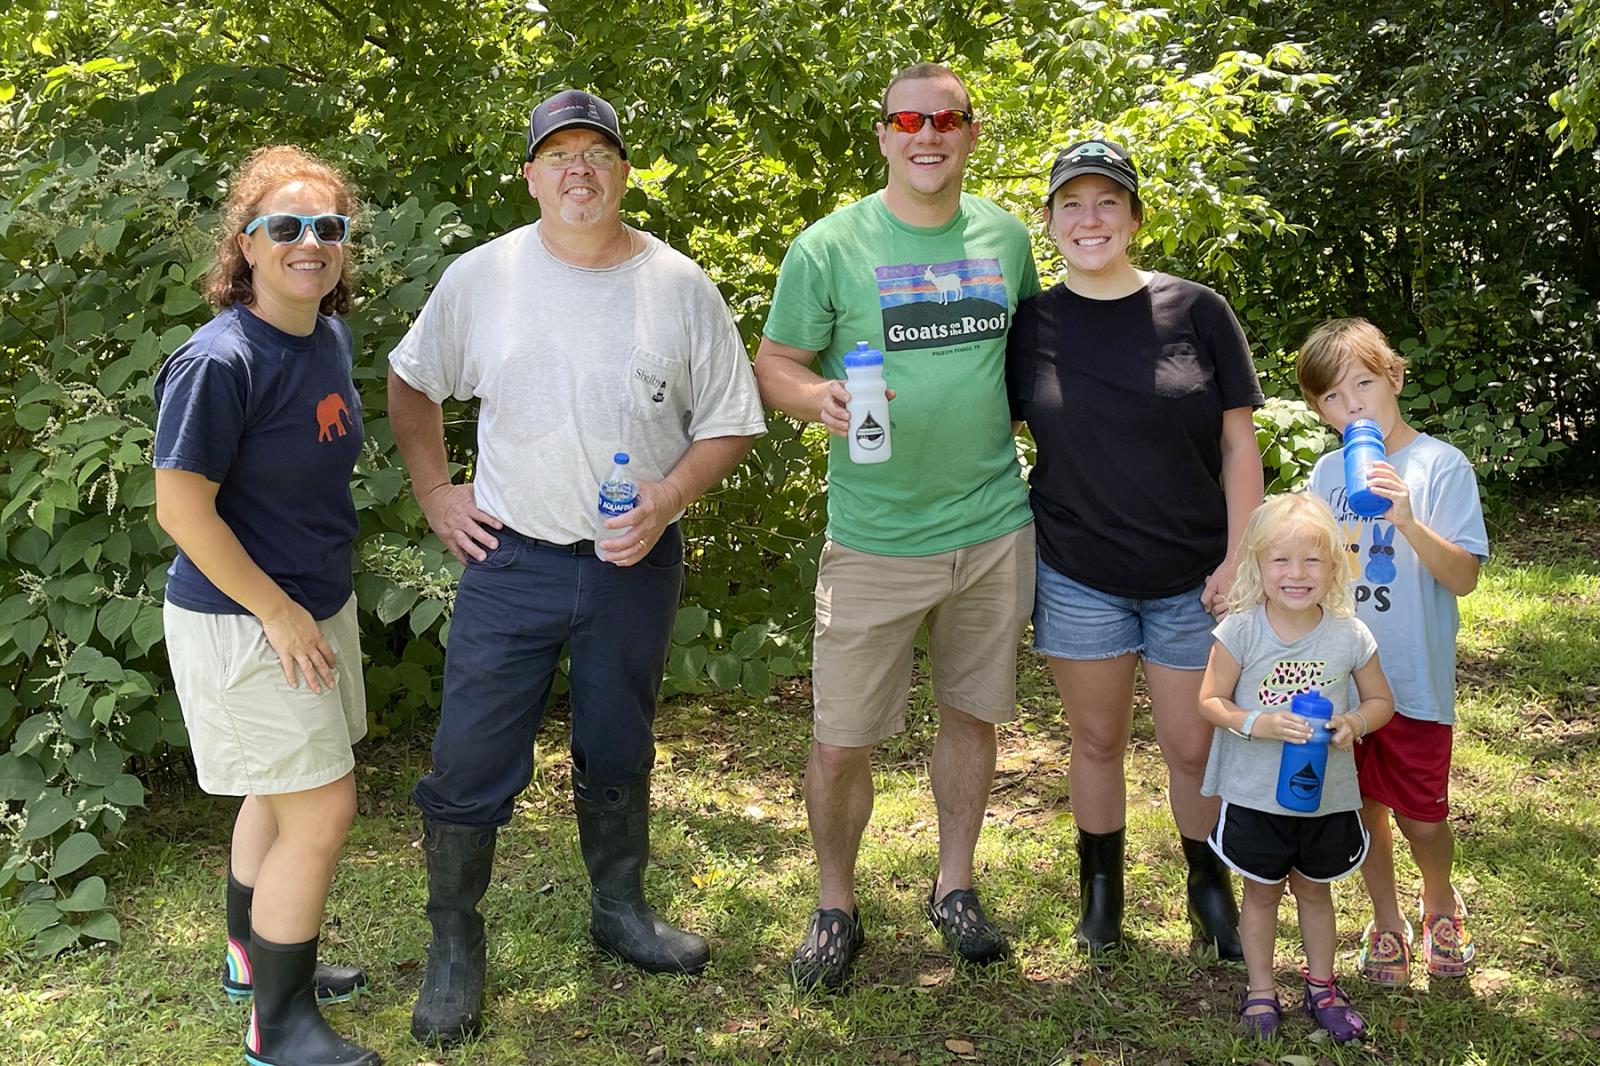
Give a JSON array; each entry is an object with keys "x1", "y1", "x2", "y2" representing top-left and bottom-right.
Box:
[
  {"x1": 204, "y1": 145, "x2": 359, "y2": 315},
  {"x1": 1225, "y1": 493, "x2": 1357, "y2": 618},
  {"x1": 1295, "y1": 317, "x2": 1408, "y2": 407}
]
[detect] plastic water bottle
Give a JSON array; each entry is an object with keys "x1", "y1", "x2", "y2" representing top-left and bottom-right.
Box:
[
  {"x1": 1343, "y1": 419, "x2": 1392, "y2": 518},
  {"x1": 595, "y1": 452, "x2": 637, "y2": 562},
  {"x1": 1275, "y1": 689, "x2": 1334, "y2": 813},
  {"x1": 843, "y1": 341, "x2": 891, "y2": 464}
]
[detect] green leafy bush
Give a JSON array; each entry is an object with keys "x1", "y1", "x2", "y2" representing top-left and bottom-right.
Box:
[{"x1": 1256, "y1": 398, "x2": 1338, "y2": 495}]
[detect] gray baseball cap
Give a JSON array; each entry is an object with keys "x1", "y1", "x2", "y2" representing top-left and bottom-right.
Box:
[
  {"x1": 1046, "y1": 138, "x2": 1139, "y2": 201},
  {"x1": 526, "y1": 89, "x2": 628, "y2": 161}
]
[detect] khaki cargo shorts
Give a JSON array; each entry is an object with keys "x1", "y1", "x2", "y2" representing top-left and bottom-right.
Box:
[{"x1": 811, "y1": 523, "x2": 1035, "y2": 747}]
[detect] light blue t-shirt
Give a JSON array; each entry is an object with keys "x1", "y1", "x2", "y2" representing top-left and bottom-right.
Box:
[{"x1": 1308, "y1": 433, "x2": 1489, "y2": 724}]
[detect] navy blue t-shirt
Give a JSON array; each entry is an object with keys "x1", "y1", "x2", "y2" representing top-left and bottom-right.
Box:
[{"x1": 153, "y1": 304, "x2": 363, "y2": 620}]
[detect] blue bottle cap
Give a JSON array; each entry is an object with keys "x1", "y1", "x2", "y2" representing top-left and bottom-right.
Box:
[
  {"x1": 843, "y1": 340, "x2": 884, "y2": 368},
  {"x1": 1291, "y1": 687, "x2": 1334, "y2": 718},
  {"x1": 1343, "y1": 419, "x2": 1383, "y2": 440},
  {"x1": 613, "y1": 452, "x2": 630, "y2": 464}
]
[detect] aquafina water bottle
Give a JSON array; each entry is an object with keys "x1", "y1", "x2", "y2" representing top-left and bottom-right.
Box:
[{"x1": 595, "y1": 452, "x2": 638, "y2": 562}]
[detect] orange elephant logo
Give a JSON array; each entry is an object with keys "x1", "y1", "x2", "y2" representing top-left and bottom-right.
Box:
[{"x1": 315, "y1": 392, "x2": 351, "y2": 442}]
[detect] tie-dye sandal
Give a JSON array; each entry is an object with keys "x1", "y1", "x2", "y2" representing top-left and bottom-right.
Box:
[
  {"x1": 1358, "y1": 920, "x2": 1413, "y2": 986},
  {"x1": 1419, "y1": 892, "x2": 1475, "y2": 978}
]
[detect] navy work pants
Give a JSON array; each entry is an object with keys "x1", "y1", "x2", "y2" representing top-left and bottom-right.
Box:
[{"x1": 412, "y1": 524, "x2": 683, "y2": 828}]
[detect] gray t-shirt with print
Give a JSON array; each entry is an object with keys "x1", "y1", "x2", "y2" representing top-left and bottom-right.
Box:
[
  {"x1": 389, "y1": 222, "x2": 767, "y2": 544},
  {"x1": 1201, "y1": 605, "x2": 1379, "y2": 816}
]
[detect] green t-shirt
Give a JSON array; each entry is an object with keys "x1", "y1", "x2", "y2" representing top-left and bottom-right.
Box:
[{"x1": 764, "y1": 191, "x2": 1040, "y2": 556}]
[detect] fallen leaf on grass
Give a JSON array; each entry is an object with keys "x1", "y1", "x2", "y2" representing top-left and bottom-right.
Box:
[
  {"x1": 645, "y1": 1045, "x2": 666, "y2": 1064},
  {"x1": 1278, "y1": 1056, "x2": 1315, "y2": 1066},
  {"x1": 944, "y1": 1038, "x2": 977, "y2": 1055},
  {"x1": 1471, "y1": 968, "x2": 1514, "y2": 993},
  {"x1": 572, "y1": 1027, "x2": 590, "y2": 1040},
  {"x1": 1389, "y1": 1015, "x2": 1409, "y2": 1033},
  {"x1": 916, "y1": 973, "x2": 942, "y2": 987}
]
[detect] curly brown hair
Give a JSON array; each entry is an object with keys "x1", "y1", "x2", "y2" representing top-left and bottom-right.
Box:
[{"x1": 203, "y1": 145, "x2": 359, "y2": 315}]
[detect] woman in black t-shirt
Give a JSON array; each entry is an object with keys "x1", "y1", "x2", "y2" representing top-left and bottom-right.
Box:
[{"x1": 1006, "y1": 140, "x2": 1264, "y2": 959}]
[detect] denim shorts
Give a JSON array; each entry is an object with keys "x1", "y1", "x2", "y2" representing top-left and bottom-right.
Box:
[{"x1": 1031, "y1": 559, "x2": 1214, "y2": 670}]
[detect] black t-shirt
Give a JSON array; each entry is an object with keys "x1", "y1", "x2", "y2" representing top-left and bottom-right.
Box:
[{"x1": 1006, "y1": 273, "x2": 1263, "y2": 599}]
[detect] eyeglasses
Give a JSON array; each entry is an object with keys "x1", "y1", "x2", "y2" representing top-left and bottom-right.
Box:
[
  {"x1": 533, "y1": 146, "x2": 623, "y2": 169},
  {"x1": 882, "y1": 109, "x2": 973, "y2": 134},
  {"x1": 243, "y1": 213, "x2": 351, "y2": 245}
]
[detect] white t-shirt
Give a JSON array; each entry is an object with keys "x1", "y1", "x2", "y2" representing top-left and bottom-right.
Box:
[
  {"x1": 389, "y1": 223, "x2": 767, "y2": 543},
  {"x1": 1308, "y1": 433, "x2": 1489, "y2": 724}
]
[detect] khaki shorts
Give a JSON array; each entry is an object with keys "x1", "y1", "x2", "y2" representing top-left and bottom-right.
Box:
[
  {"x1": 812, "y1": 524, "x2": 1035, "y2": 747},
  {"x1": 164, "y1": 595, "x2": 366, "y2": 796}
]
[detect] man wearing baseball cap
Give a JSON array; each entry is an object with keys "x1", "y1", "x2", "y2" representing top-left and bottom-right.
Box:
[{"x1": 388, "y1": 88, "x2": 765, "y2": 1044}]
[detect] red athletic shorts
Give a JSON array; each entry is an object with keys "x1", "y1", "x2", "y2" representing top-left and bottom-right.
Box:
[{"x1": 1355, "y1": 712, "x2": 1453, "y2": 823}]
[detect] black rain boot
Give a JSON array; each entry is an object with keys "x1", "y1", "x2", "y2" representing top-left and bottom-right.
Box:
[
  {"x1": 410, "y1": 821, "x2": 496, "y2": 1046},
  {"x1": 225, "y1": 871, "x2": 368, "y2": 1005},
  {"x1": 243, "y1": 934, "x2": 380, "y2": 1066},
  {"x1": 573, "y1": 771, "x2": 710, "y2": 975},
  {"x1": 1182, "y1": 835, "x2": 1244, "y2": 962},
  {"x1": 1072, "y1": 827, "x2": 1125, "y2": 957}
]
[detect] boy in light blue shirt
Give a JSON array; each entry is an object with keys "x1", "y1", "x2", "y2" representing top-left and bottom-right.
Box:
[{"x1": 1298, "y1": 318, "x2": 1489, "y2": 986}]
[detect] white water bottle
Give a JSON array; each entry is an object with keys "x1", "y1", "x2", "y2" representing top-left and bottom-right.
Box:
[
  {"x1": 595, "y1": 452, "x2": 638, "y2": 562},
  {"x1": 843, "y1": 341, "x2": 891, "y2": 464}
]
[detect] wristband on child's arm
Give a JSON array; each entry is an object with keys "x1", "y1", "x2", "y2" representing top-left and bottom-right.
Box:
[
  {"x1": 1351, "y1": 709, "x2": 1369, "y2": 740},
  {"x1": 1230, "y1": 708, "x2": 1263, "y2": 741}
]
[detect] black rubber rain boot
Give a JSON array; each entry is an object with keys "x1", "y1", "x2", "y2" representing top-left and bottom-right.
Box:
[
  {"x1": 1182, "y1": 835, "x2": 1244, "y2": 962},
  {"x1": 243, "y1": 934, "x2": 380, "y2": 1066},
  {"x1": 573, "y1": 771, "x2": 710, "y2": 975},
  {"x1": 1072, "y1": 827, "x2": 1125, "y2": 957},
  {"x1": 410, "y1": 821, "x2": 496, "y2": 1046},
  {"x1": 224, "y1": 871, "x2": 368, "y2": 1005}
]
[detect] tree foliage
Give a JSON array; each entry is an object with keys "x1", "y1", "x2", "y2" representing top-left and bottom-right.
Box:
[{"x1": 0, "y1": 0, "x2": 1593, "y2": 953}]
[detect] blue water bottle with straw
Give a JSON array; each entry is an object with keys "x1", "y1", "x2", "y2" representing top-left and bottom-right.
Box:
[{"x1": 1275, "y1": 689, "x2": 1334, "y2": 813}]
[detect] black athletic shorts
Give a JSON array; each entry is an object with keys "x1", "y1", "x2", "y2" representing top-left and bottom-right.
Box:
[{"x1": 1208, "y1": 801, "x2": 1369, "y2": 884}]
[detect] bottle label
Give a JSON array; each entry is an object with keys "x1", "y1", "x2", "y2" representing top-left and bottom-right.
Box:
[
  {"x1": 598, "y1": 491, "x2": 637, "y2": 518},
  {"x1": 1286, "y1": 760, "x2": 1322, "y2": 800},
  {"x1": 854, "y1": 413, "x2": 885, "y2": 451}
]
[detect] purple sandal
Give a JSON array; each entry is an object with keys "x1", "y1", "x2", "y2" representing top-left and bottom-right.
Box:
[
  {"x1": 1302, "y1": 970, "x2": 1367, "y2": 1043},
  {"x1": 1238, "y1": 988, "x2": 1282, "y2": 1039}
]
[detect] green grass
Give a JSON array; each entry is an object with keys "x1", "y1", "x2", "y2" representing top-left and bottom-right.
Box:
[{"x1": 5, "y1": 495, "x2": 1598, "y2": 1065}]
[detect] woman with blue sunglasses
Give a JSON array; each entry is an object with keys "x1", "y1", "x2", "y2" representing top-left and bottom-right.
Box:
[{"x1": 154, "y1": 145, "x2": 378, "y2": 1066}]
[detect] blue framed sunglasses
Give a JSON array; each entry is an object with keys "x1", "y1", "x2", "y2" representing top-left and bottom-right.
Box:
[{"x1": 243, "y1": 213, "x2": 351, "y2": 245}]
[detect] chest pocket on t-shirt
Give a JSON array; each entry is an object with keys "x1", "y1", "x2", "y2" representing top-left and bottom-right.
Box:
[
  {"x1": 624, "y1": 345, "x2": 684, "y2": 422},
  {"x1": 1152, "y1": 342, "x2": 1212, "y2": 400}
]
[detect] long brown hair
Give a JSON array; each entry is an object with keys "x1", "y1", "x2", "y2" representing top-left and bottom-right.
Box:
[{"x1": 204, "y1": 145, "x2": 359, "y2": 315}]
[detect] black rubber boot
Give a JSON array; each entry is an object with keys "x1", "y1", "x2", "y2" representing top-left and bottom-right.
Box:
[
  {"x1": 243, "y1": 934, "x2": 380, "y2": 1066},
  {"x1": 1072, "y1": 827, "x2": 1125, "y2": 957},
  {"x1": 1182, "y1": 835, "x2": 1244, "y2": 962},
  {"x1": 225, "y1": 871, "x2": 368, "y2": 1005},
  {"x1": 410, "y1": 821, "x2": 496, "y2": 1046},
  {"x1": 573, "y1": 771, "x2": 710, "y2": 975}
]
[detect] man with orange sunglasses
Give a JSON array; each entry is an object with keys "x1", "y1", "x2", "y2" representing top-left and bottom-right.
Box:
[{"x1": 754, "y1": 63, "x2": 1040, "y2": 991}]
